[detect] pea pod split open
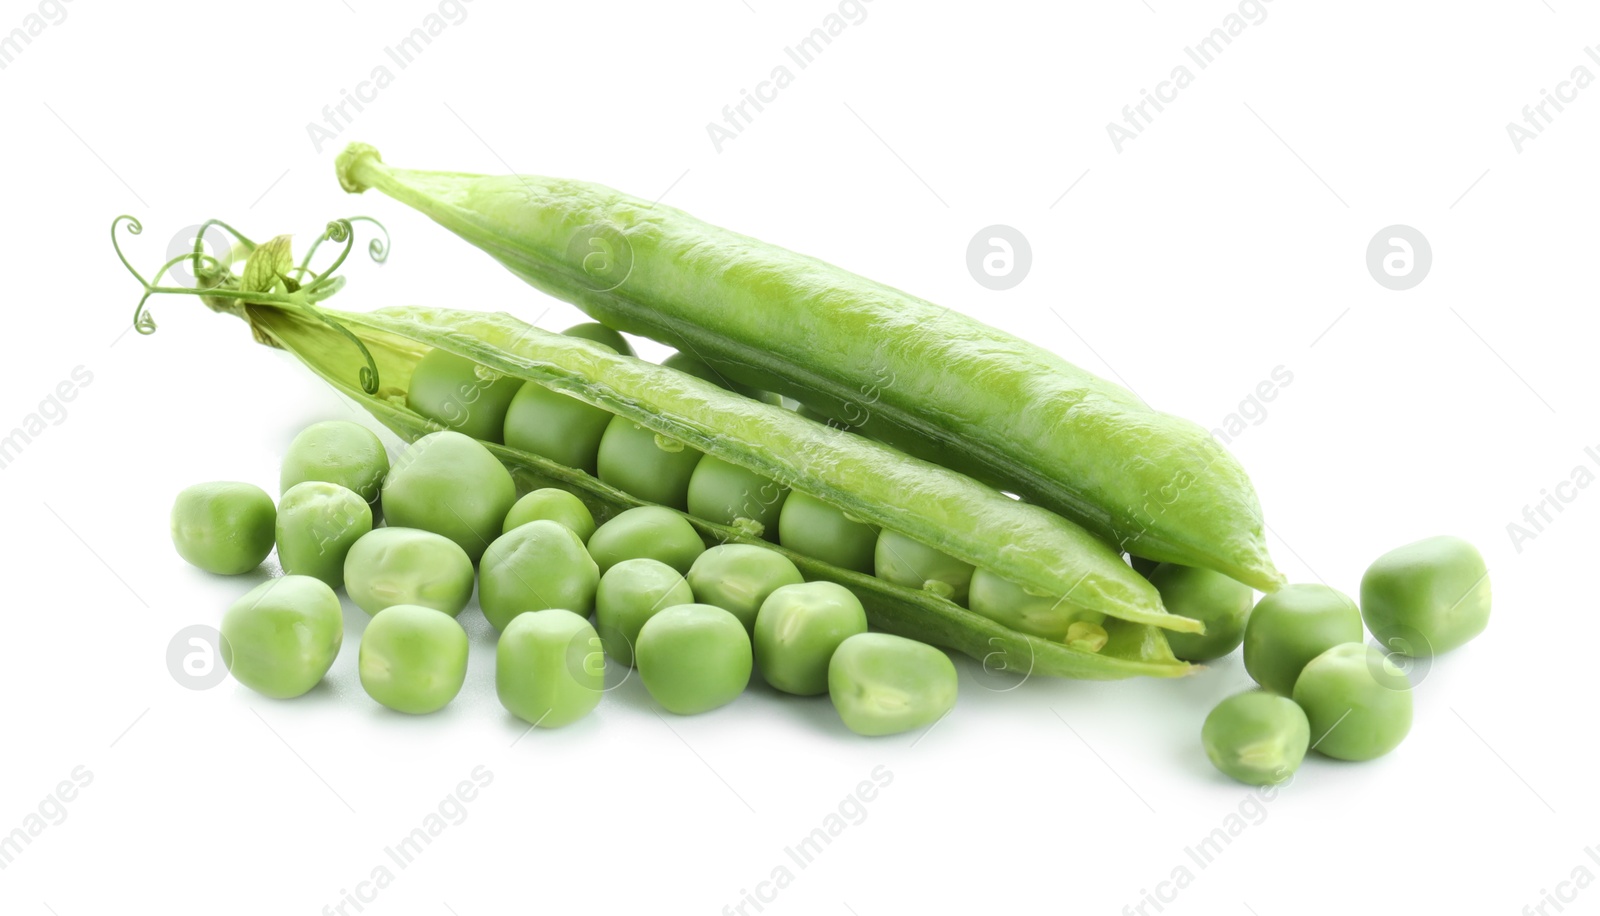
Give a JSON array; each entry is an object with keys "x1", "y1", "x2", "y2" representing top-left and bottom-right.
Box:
[
  {"x1": 335, "y1": 143, "x2": 1285, "y2": 592},
  {"x1": 116, "y1": 217, "x2": 1196, "y2": 679}
]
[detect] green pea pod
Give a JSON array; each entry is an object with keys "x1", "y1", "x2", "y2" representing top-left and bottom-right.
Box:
[{"x1": 335, "y1": 144, "x2": 1284, "y2": 591}]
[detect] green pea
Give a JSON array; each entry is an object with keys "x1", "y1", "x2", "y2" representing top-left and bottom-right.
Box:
[
  {"x1": 343, "y1": 527, "x2": 476, "y2": 617},
  {"x1": 686, "y1": 544, "x2": 804, "y2": 634},
  {"x1": 827, "y1": 633, "x2": 957, "y2": 737},
  {"x1": 662, "y1": 352, "x2": 779, "y2": 404},
  {"x1": 406, "y1": 348, "x2": 523, "y2": 442},
  {"x1": 280, "y1": 420, "x2": 390, "y2": 509},
  {"x1": 596, "y1": 416, "x2": 702, "y2": 509},
  {"x1": 636, "y1": 604, "x2": 752, "y2": 715},
  {"x1": 381, "y1": 430, "x2": 516, "y2": 563},
  {"x1": 1201, "y1": 691, "x2": 1309, "y2": 785},
  {"x1": 586, "y1": 506, "x2": 705, "y2": 575},
  {"x1": 502, "y1": 381, "x2": 615, "y2": 475},
  {"x1": 220, "y1": 575, "x2": 343, "y2": 699},
  {"x1": 755, "y1": 582, "x2": 869, "y2": 696},
  {"x1": 1242, "y1": 584, "x2": 1364, "y2": 694},
  {"x1": 563, "y1": 321, "x2": 634, "y2": 356},
  {"x1": 777, "y1": 491, "x2": 877, "y2": 574},
  {"x1": 874, "y1": 530, "x2": 974, "y2": 604},
  {"x1": 503, "y1": 488, "x2": 597, "y2": 541},
  {"x1": 595, "y1": 558, "x2": 695, "y2": 666},
  {"x1": 171, "y1": 481, "x2": 277, "y2": 575},
  {"x1": 275, "y1": 482, "x2": 372, "y2": 588},
  {"x1": 358, "y1": 604, "x2": 469, "y2": 714},
  {"x1": 1293, "y1": 642, "x2": 1413, "y2": 761},
  {"x1": 496, "y1": 608, "x2": 605, "y2": 728},
  {"x1": 1360, "y1": 535, "x2": 1490, "y2": 657},
  {"x1": 967, "y1": 568, "x2": 1093, "y2": 643},
  {"x1": 1148, "y1": 563, "x2": 1254, "y2": 662},
  {"x1": 478, "y1": 521, "x2": 599, "y2": 631},
  {"x1": 686, "y1": 455, "x2": 788, "y2": 539}
]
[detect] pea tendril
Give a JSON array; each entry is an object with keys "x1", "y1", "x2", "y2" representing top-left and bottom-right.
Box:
[{"x1": 111, "y1": 215, "x2": 389, "y2": 393}]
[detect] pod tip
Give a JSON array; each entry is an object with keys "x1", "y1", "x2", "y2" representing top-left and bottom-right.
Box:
[{"x1": 336, "y1": 142, "x2": 383, "y2": 194}]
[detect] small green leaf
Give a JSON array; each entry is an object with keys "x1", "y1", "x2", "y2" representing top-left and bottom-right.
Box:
[{"x1": 240, "y1": 235, "x2": 294, "y2": 294}]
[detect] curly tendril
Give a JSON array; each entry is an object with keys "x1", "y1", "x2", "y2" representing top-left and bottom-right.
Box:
[{"x1": 110, "y1": 214, "x2": 389, "y2": 394}]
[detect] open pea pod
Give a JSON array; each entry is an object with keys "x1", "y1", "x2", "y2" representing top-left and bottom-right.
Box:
[
  {"x1": 256, "y1": 306, "x2": 1189, "y2": 679},
  {"x1": 335, "y1": 143, "x2": 1284, "y2": 592},
  {"x1": 117, "y1": 216, "x2": 1192, "y2": 679}
]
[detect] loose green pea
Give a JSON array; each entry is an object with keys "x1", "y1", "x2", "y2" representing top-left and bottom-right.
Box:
[
  {"x1": 280, "y1": 420, "x2": 390, "y2": 509},
  {"x1": 1243, "y1": 584, "x2": 1364, "y2": 695},
  {"x1": 1149, "y1": 563, "x2": 1254, "y2": 662},
  {"x1": 343, "y1": 527, "x2": 476, "y2": 617},
  {"x1": 1360, "y1": 535, "x2": 1490, "y2": 657},
  {"x1": 595, "y1": 558, "x2": 694, "y2": 666},
  {"x1": 496, "y1": 609, "x2": 605, "y2": 728},
  {"x1": 586, "y1": 506, "x2": 706, "y2": 575},
  {"x1": 777, "y1": 491, "x2": 878, "y2": 574},
  {"x1": 275, "y1": 481, "x2": 372, "y2": 588},
  {"x1": 171, "y1": 481, "x2": 277, "y2": 575},
  {"x1": 406, "y1": 348, "x2": 523, "y2": 442},
  {"x1": 503, "y1": 488, "x2": 597, "y2": 541},
  {"x1": 968, "y1": 568, "x2": 1083, "y2": 642},
  {"x1": 755, "y1": 582, "x2": 869, "y2": 696},
  {"x1": 636, "y1": 604, "x2": 752, "y2": 715},
  {"x1": 686, "y1": 455, "x2": 788, "y2": 539},
  {"x1": 686, "y1": 544, "x2": 804, "y2": 634},
  {"x1": 359, "y1": 604, "x2": 469, "y2": 714},
  {"x1": 478, "y1": 521, "x2": 599, "y2": 631},
  {"x1": 1293, "y1": 642, "x2": 1413, "y2": 761},
  {"x1": 503, "y1": 380, "x2": 615, "y2": 475},
  {"x1": 827, "y1": 633, "x2": 957, "y2": 737},
  {"x1": 563, "y1": 322, "x2": 634, "y2": 356},
  {"x1": 1201, "y1": 691, "x2": 1310, "y2": 785},
  {"x1": 596, "y1": 416, "x2": 702, "y2": 509},
  {"x1": 220, "y1": 575, "x2": 343, "y2": 699},
  {"x1": 874, "y1": 530, "x2": 974, "y2": 604},
  {"x1": 381, "y1": 430, "x2": 516, "y2": 562}
]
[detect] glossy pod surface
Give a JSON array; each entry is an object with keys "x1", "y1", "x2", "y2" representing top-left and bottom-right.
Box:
[{"x1": 338, "y1": 144, "x2": 1283, "y2": 591}]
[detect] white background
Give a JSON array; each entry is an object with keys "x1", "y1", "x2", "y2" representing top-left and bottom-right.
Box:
[{"x1": 2, "y1": 1, "x2": 1596, "y2": 914}]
